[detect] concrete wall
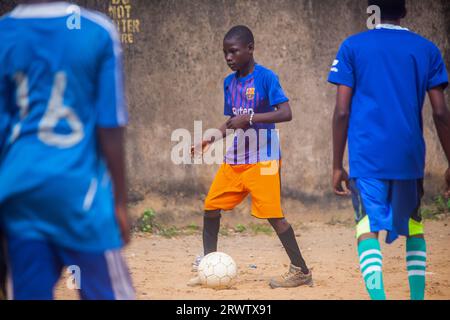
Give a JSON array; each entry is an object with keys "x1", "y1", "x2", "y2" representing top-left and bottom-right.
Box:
[{"x1": 1, "y1": 0, "x2": 449, "y2": 203}]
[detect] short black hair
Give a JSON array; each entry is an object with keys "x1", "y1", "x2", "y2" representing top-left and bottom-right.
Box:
[
  {"x1": 368, "y1": 0, "x2": 406, "y2": 20},
  {"x1": 224, "y1": 25, "x2": 254, "y2": 45}
]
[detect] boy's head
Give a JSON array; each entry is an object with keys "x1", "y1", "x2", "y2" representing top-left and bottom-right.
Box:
[
  {"x1": 368, "y1": 0, "x2": 407, "y2": 20},
  {"x1": 223, "y1": 25, "x2": 254, "y2": 72}
]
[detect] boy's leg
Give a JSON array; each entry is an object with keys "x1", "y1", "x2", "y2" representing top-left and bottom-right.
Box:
[
  {"x1": 268, "y1": 218, "x2": 312, "y2": 289},
  {"x1": 189, "y1": 164, "x2": 246, "y2": 285},
  {"x1": 189, "y1": 211, "x2": 222, "y2": 286},
  {"x1": 6, "y1": 237, "x2": 62, "y2": 300},
  {"x1": 406, "y1": 235, "x2": 426, "y2": 300},
  {"x1": 268, "y1": 218, "x2": 309, "y2": 274},
  {"x1": 203, "y1": 210, "x2": 221, "y2": 255},
  {"x1": 390, "y1": 179, "x2": 426, "y2": 300},
  {"x1": 357, "y1": 233, "x2": 386, "y2": 300},
  {"x1": 243, "y1": 161, "x2": 311, "y2": 288},
  {"x1": 350, "y1": 178, "x2": 390, "y2": 300},
  {"x1": 202, "y1": 164, "x2": 248, "y2": 256},
  {"x1": 60, "y1": 248, "x2": 135, "y2": 300}
]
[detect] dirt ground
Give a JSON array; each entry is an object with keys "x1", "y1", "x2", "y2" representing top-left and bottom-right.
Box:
[{"x1": 55, "y1": 213, "x2": 450, "y2": 300}]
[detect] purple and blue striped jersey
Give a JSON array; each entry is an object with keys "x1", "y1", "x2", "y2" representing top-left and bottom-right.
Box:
[{"x1": 224, "y1": 64, "x2": 289, "y2": 164}]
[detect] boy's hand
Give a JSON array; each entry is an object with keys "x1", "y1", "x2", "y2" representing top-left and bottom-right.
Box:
[
  {"x1": 445, "y1": 167, "x2": 450, "y2": 198},
  {"x1": 191, "y1": 140, "x2": 211, "y2": 158},
  {"x1": 333, "y1": 168, "x2": 351, "y2": 196},
  {"x1": 115, "y1": 204, "x2": 131, "y2": 245},
  {"x1": 226, "y1": 115, "x2": 250, "y2": 130}
]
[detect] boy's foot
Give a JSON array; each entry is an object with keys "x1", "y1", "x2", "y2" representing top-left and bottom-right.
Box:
[
  {"x1": 187, "y1": 276, "x2": 202, "y2": 287},
  {"x1": 269, "y1": 264, "x2": 313, "y2": 289},
  {"x1": 191, "y1": 254, "x2": 204, "y2": 272}
]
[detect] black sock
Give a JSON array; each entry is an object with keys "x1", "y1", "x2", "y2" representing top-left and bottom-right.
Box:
[
  {"x1": 277, "y1": 226, "x2": 309, "y2": 274},
  {"x1": 203, "y1": 213, "x2": 221, "y2": 255}
]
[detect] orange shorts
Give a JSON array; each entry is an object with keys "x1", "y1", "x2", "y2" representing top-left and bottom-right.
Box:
[{"x1": 204, "y1": 160, "x2": 283, "y2": 219}]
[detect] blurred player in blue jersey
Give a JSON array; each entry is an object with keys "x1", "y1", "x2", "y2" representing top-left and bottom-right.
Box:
[
  {"x1": 0, "y1": 0, "x2": 135, "y2": 300},
  {"x1": 329, "y1": 0, "x2": 450, "y2": 300}
]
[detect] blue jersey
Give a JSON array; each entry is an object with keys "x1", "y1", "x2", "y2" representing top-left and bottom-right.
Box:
[
  {"x1": 224, "y1": 64, "x2": 289, "y2": 164},
  {"x1": 328, "y1": 25, "x2": 448, "y2": 179},
  {"x1": 0, "y1": 2, "x2": 128, "y2": 252}
]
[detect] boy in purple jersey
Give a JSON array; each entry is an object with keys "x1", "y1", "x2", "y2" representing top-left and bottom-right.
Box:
[{"x1": 190, "y1": 26, "x2": 312, "y2": 288}]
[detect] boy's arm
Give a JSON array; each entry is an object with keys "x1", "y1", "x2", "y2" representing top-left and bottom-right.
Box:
[
  {"x1": 428, "y1": 87, "x2": 450, "y2": 196},
  {"x1": 209, "y1": 120, "x2": 229, "y2": 142},
  {"x1": 98, "y1": 127, "x2": 130, "y2": 244},
  {"x1": 332, "y1": 85, "x2": 353, "y2": 196},
  {"x1": 95, "y1": 22, "x2": 130, "y2": 245},
  {"x1": 191, "y1": 101, "x2": 292, "y2": 156},
  {"x1": 226, "y1": 102, "x2": 292, "y2": 129},
  {"x1": 191, "y1": 119, "x2": 231, "y2": 157}
]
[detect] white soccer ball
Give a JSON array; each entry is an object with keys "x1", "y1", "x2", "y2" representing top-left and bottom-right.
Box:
[{"x1": 198, "y1": 252, "x2": 237, "y2": 289}]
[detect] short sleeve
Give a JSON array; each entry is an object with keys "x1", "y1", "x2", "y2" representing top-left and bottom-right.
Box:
[
  {"x1": 95, "y1": 24, "x2": 128, "y2": 128},
  {"x1": 265, "y1": 72, "x2": 289, "y2": 107},
  {"x1": 223, "y1": 78, "x2": 233, "y2": 116},
  {"x1": 328, "y1": 40, "x2": 355, "y2": 88},
  {"x1": 428, "y1": 45, "x2": 448, "y2": 90}
]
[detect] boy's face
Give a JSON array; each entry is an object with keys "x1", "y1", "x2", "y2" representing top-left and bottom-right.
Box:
[{"x1": 223, "y1": 37, "x2": 254, "y2": 72}]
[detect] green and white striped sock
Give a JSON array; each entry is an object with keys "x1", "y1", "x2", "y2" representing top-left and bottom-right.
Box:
[
  {"x1": 406, "y1": 237, "x2": 426, "y2": 300},
  {"x1": 358, "y1": 238, "x2": 386, "y2": 300}
]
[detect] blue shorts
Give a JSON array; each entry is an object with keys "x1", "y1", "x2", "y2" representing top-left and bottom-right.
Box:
[
  {"x1": 349, "y1": 178, "x2": 424, "y2": 244},
  {"x1": 4, "y1": 237, "x2": 135, "y2": 300}
]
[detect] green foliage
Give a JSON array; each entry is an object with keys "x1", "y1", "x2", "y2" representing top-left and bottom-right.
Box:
[
  {"x1": 235, "y1": 224, "x2": 246, "y2": 233},
  {"x1": 420, "y1": 196, "x2": 450, "y2": 220},
  {"x1": 186, "y1": 223, "x2": 200, "y2": 231},
  {"x1": 136, "y1": 209, "x2": 180, "y2": 238},
  {"x1": 160, "y1": 226, "x2": 179, "y2": 238},
  {"x1": 137, "y1": 209, "x2": 157, "y2": 233},
  {"x1": 248, "y1": 223, "x2": 273, "y2": 235},
  {"x1": 182, "y1": 223, "x2": 200, "y2": 236}
]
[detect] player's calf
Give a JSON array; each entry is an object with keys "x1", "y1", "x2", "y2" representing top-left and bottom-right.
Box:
[
  {"x1": 203, "y1": 210, "x2": 221, "y2": 255},
  {"x1": 267, "y1": 218, "x2": 312, "y2": 288},
  {"x1": 357, "y1": 236, "x2": 386, "y2": 300},
  {"x1": 268, "y1": 219, "x2": 310, "y2": 274},
  {"x1": 406, "y1": 235, "x2": 426, "y2": 300}
]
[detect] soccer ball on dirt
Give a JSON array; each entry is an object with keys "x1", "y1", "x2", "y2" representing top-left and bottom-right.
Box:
[{"x1": 198, "y1": 252, "x2": 237, "y2": 289}]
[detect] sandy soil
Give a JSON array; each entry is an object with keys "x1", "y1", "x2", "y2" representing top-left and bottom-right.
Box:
[{"x1": 55, "y1": 215, "x2": 450, "y2": 300}]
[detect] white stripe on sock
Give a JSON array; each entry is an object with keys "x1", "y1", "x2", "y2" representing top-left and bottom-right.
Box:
[
  {"x1": 362, "y1": 265, "x2": 382, "y2": 278},
  {"x1": 408, "y1": 270, "x2": 426, "y2": 277},
  {"x1": 360, "y1": 258, "x2": 383, "y2": 271},
  {"x1": 359, "y1": 249, "x2": 382, "y2": 263},
  {"x1": 406, "y1": 251, "x2": 426, "y2": 258},
  {"x1": 407, "y1": 261, "x2": 426, "y2": 268}
]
